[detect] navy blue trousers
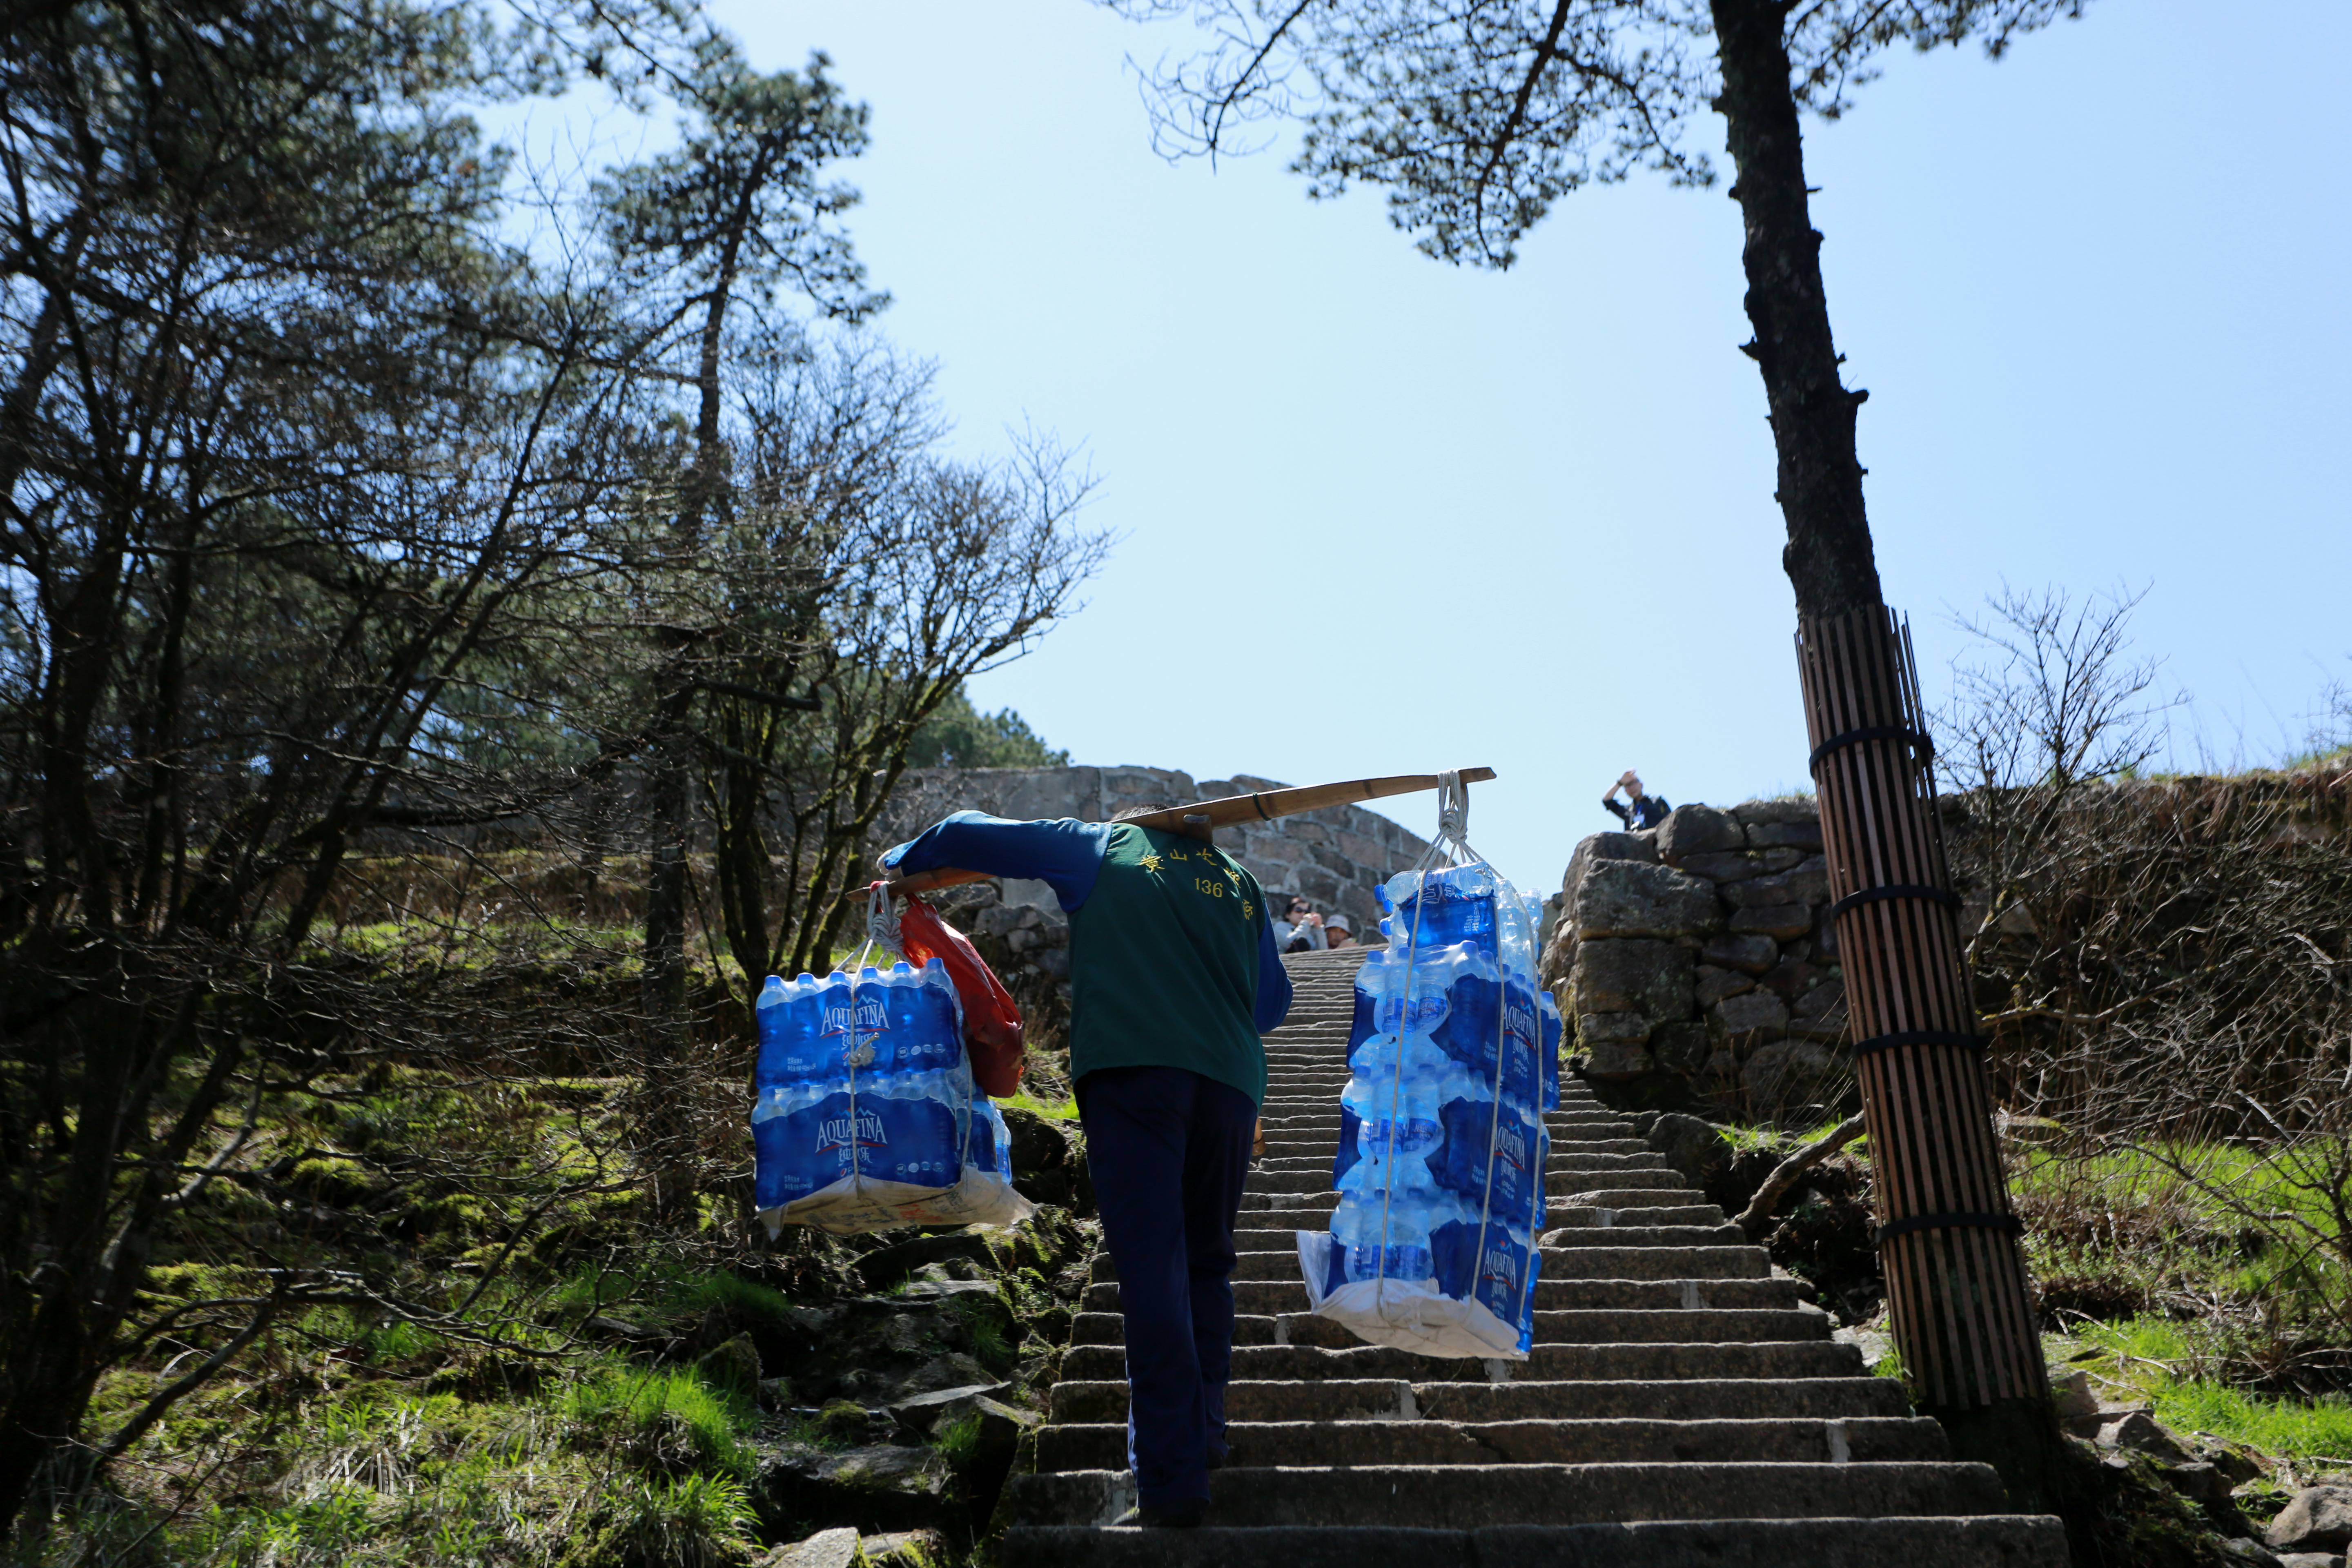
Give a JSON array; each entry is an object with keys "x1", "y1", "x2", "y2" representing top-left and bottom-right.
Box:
[{"x1": 1076, "y1": 1065, "x2": 1258, "y2": 1511}]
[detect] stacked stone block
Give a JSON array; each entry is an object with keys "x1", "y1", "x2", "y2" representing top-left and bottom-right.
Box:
[{"x1": 1540, "y1": 800, "x2": 1850, "y2": 1119}]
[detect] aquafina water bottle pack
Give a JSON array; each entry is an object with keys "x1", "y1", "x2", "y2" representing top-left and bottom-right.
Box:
[
  {"x1": 1299, "y1": 860, "x2": 1563, "y2": 1359},
  {"x1": 751, "y1": 958, "x2": 1030, "y2": 1235}
]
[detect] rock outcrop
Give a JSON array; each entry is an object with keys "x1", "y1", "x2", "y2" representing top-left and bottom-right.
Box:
[{"x1": 1544, "y1": 799, "x2": 1846, "y2": 1120}]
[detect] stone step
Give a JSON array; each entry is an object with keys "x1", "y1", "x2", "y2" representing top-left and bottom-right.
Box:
[
  {"x1": 1057, "y1": 1339, "x2": 1865, "y2": 1384},
  {"x1": 1550, "y1": 1152, "x2": 1679, "y2": 1173},
  {"x1": 1046, "y1": 1374, "x2": 1915, "y2": 1426},
  {"x1": 1033, "y1": 1414, "x2": 1950, "y2": 1471},
  {"x1": 1005, "y1": 1459, "x2": 2013, "y2": 1530},
  {"x1": 1086, "y1": 1276, "x2": 1810, "y2": 1315},
  {"x1": 1544, "y1": 1223, "x2": 1748, "y2": 1246},
  {"x1": 1251, "y1": 1166, "x2": 1693, "y2": 1203},
  {"x1": 997, "y1": 1518, "x2": 2071, "y2": 1568},
  {"x1": 1092, "y1": 1244, "x2": 1771, "y2": 1284},
  {"x1": 1236, "y1": 1211, "x2": 1577, "y2": 1245},
  {"x1": 1548, "y1": 1186, "x2": 1712, "y2": 1208},
  {"x1": 1239, "y1": 1193, "x2": 1344, "y2": 1213},
  {"x1": 1269, "y1": 1118, "x2": 1639, "y2": 1137},
  {"x1": 1243, "y1": 1161, "x2": 1673, "y2": 1196},
  {"x1": 1259, "y1": 1138, "x2": 1655, "y2": 1169},
  {"x1": 1008, "y1": 955, "x2": 2062, "y2": 1563},
  {"x1": 1413, "y1": 1377, "x2": 1915, "y2": 1423},
  {"x1": 1545, "y1": 1168, "x2": 1707, "y2": 1194},
  {"x1": 1068, "y1": 1307, "x2": 1829, "y2": 1350},
  {"x1": 1548, "y1": 1204, "x2": 1727, "y2": 1228}
]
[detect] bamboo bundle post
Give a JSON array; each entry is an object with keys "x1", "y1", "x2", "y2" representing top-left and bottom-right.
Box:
[{"x1": 1796, "y1": 608, "x2": 2047, "y2": 1423}]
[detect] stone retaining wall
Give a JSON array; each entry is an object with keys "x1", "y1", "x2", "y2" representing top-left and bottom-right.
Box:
[{"x1": 1539, "y1": 800, "x2": 1849, "y2": 1120}]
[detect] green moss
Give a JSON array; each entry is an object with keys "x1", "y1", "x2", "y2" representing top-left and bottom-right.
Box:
[
  {"x1": 290, "y1": 1156, "x2": 383, "y2": 1207},
  {"x1": 810, "y1": 1399, "x2": 871, "y2": 1446}
]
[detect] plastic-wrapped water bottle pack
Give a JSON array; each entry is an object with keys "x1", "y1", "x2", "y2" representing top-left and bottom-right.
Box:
[
  {"x1": 1299, "y1": 853, "x2": 1564, "y2": 1360},
  {"x1": 751, "y1": 956, "x2": 1031, "y2": 1236}
]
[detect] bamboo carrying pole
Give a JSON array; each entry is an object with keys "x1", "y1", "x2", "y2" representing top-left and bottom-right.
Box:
[
  {"x1": 889, "y1": 768, "x2": 1495, "y2": 895},
  {"x1": 1796, "y1": 608, "x2": 2045, "y2": 1412}
]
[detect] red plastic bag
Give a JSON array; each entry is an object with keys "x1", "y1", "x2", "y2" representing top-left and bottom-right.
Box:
[{"x1": 896, "y1": 893, "x2": 1026, "y2": 1098}]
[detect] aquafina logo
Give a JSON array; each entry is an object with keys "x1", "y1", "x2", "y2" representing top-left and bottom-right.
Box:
[
  {"x1": 816, "y1": 1104, "x2": 886, "y2": 1160},
  {"x1": 1492, "y1": 1118, "x2": 1530, "y2": 1177},
  {"x1": 820, "y1": 995, "x2": 889, "y2": 1040},
  {"x1": 1480, "y1": 1239, "x2": 1522, "y2": 1295}
]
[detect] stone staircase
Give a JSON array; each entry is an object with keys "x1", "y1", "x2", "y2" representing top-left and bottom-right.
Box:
[{"x1": 1002, "y1": 946, "x2": 2069, "y2": 1565}]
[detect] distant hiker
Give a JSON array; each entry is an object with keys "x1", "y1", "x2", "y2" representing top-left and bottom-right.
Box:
[
  {"x1": 1273, "y1": 895, "x2": 1325, "y2": 953},
  {"x1": 1603, "y1": 769, "x2": 1670, "y2": 830},
  {"x1": 1323, "y1": 915, "x2": 1356, "y2": 949},
  {"x1": 882, "y1": 806, "x2": 1292, "y2": 1528}
]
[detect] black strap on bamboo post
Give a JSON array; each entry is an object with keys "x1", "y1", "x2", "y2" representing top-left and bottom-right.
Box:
[
  {"x1": 1875, "y1": 1212, "x2": 2024, "y2": 1245},
  {"x1": 1826, "y1": 884, "x2": 1962, "y2": 920},
  {"x1": 1808, "y1": 723, "x2": 1934, "y2": 771},
  {"x1": 1852, "y1": 1029, "x2": 1987, "y2": 1058}
]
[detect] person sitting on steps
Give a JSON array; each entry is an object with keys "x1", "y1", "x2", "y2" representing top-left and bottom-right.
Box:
[
  {"x1": 881, "y1": 803, "x2": 1292, "y2": 1529},
  {"x1": 1323, "y1": 914, "x2": 1355, "y2": 949},
  {"x1": 1602, "y1": 769, "x2": 1670, "y2": 830},
  {"x1": 1272, "y1": 894, "x2": 1324, "y2": 954}
]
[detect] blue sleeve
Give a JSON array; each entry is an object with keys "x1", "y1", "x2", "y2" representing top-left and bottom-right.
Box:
[
  {"x1": 882, "y1": 812, "x2": 1111, "y2": 913},
  {"x1": 1252, "y1": 913, "x2": 1293, "y2": 1033}
]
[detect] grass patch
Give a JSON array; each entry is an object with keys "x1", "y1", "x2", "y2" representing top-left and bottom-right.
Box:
[
  {"x1": 2158, "y1": 1381, "x2": 2352, "y2": 1460},
  {"x1": 2016, "y1": 1140, "x2": 2352, "y2": 1328},
  {"x1": 559, "y1": 1363, "x2": 757, "y2": 1477},
  {"x1": 2058, "y1": 1318, "x2": 2352, "y2": 1462},
  {"x1": 998, "y1": 1089, "x2": 1079, "y2": 1122},
  {"x1": 1719, "y1": 1119, "x2": 1862, "y2": 1158},
  {"x1": 543, "y1": 1263, "x2": 796, "y2": 1339},
  {"x1": 586, "y1": 1470, "x2": 760, "y2": 1568},
  {"x1": 934, "y1": 1408, "x2": 984, "y2": 1467}
]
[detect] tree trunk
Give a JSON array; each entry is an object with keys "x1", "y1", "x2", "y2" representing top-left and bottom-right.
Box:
[
  {"x1": 639, "y1": 209, "x2": 748, "y2": 1214},
  {"x1": 640, "y1": 695, "x2": 696, "y2": 1218},
  {"x1": 1708, "y1": 0, "x2": 2059, "y2": 1509},
  {"x1": 1709, "y1": 0, "x2": 1881, "y2": 624}
]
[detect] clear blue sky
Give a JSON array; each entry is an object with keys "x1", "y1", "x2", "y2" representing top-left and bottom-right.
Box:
[{"x1": 680, "y1": 0, "x2": 2350, "y2": 893}]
